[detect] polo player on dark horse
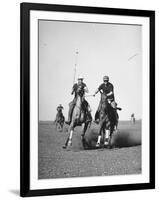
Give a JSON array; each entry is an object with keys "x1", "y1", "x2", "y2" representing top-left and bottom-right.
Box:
[{"x1": 93, "y1": 76, "x2": 122, "y2": 146}]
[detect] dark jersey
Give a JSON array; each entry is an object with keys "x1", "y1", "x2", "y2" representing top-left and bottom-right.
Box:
[
  {"x1": 98, "y1": 82, "x2": 114, "y2": 100},
  {"x1": 72, "y1": 82, "x2": 87, "y2": 97}
]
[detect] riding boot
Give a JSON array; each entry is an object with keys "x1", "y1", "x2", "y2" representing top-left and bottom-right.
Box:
[
  {"x1": 86, "y1": 111, "x2": 92, "y2": 123},
  {"x1": 94, "y1": 110, "x2": 99, "y2": 124}
]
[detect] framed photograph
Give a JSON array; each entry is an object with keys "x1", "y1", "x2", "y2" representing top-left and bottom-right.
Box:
[{"x1": 20, "y1": 2, "x2": 155, "y2": 197}]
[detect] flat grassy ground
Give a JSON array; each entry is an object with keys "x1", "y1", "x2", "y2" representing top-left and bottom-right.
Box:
[{"x1": 38, "y1": 121, "x2": 141, "y2": 179}]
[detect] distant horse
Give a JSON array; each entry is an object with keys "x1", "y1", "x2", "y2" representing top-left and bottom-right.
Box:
[
  {"x1": 63, "y1": 86, "x2": 92, "y2": 149},
  {"x1": 130, "y1": 113, "x2": 135, "y2": 124},
  {"x1": 55, "y1": 109, "x2": 65, "y2": 132},
  {"x1": 96, "y1": 93, "x2": 118, "y2": 148}
]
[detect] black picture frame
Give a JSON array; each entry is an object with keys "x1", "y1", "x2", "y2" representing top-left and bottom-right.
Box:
[{"x1": 20, "y1": 2, "x2": 155, "y2": 197}]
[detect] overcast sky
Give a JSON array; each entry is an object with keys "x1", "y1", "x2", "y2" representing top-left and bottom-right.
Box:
[{"x1": 39, "y1": 20, "x2": 142, "y2": 121}]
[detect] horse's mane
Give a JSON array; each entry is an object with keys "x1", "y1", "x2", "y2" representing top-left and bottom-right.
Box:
[
  {"x1": 100, "y1": 93, "x2": 108, "y2": 107},
  {"x1": 99, "y1": 93, "x2": 111, "y2": 119}
]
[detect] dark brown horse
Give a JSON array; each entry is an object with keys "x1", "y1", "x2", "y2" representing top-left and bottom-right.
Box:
[
  {"x1": 96, "y1": 93, "x2": 117, "y2": 148},
  {"x1": 63, "y1": 86, "x2": 92, "y2": 149}
]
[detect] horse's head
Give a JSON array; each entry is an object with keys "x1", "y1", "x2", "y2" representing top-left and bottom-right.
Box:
[
  {"x1": 100, "y1": 92, "x2": 108, "y2": 103},
  {"x1": 99, "y1": 93, "x2": 110, "y2": 115}
]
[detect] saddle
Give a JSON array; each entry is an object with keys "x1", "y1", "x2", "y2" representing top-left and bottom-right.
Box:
[{"x1": 71, "y1": 101, "x2": 92, "y2": 124}]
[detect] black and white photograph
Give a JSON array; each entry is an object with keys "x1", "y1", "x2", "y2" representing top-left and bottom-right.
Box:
[
  {"x1": 20, "y1": 3, "x2": 155, "y2": 197},
  {"x1": 38, "y1": 20, "x2": 142, "y2": 179}
]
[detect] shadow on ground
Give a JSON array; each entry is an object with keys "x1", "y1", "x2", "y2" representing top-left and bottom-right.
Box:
[
  {"x1": 80, "y1": 121, "x2": 141, "y2": 150},
  {"x1": 38, "y1": 121, "x2": 142, "y2": 179}
]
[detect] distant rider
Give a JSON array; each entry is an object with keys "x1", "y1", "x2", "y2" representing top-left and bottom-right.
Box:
[{"x1": 57, "y1": 104, "x2": 64, "y2": 112}]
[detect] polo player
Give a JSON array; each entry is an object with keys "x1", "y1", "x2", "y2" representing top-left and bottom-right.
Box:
[
  {"x1": 93, "y1": 76, "x2": 121, "y2": 123},
  {"x1": 65, "y1": 76, "x2": 92, "y2": 125}
]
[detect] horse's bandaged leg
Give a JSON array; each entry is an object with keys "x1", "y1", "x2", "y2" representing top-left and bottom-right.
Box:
[
  {"x1": 105, "y1": 130, "x2": 110, "y2": 139},
  {"x1": 104, "y1": 130, "x2": 110, "y2": 146},
  {"x1": 67, "y1": 130, "x2": 73, "y2": 146},
  {"x1": 97, "y1": 135, "x2": 101, "y2": 144},
  {"x1": 69, "y1": 130, "x2": 73, "y2": 140},
  {"x1": 81, "y1": 123, "x2": 85, "y2": 136}
]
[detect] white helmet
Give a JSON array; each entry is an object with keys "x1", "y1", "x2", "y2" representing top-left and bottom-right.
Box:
[
  {"x1": 78, "y1": 75, "x2": 84, "y2": 80},
  {"x1": 103, "y1": 76, "x2": 109, "y2": 81}
]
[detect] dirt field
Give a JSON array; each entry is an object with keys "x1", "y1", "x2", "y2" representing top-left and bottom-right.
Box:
[{"x1": 38, "y1": 121, "x2": 141, "y2": 179}]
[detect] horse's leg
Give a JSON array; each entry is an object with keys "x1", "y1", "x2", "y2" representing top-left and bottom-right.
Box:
[
  {"x1": 57, "y1": 123, "x2": 60, "y2": 131},
  {"x1": 67, "y1": 129, "x2": 73, "y2": 146},
  {"x1": 58, "y1": 122, "x2": 61, "y2": 131},
  {"x1": 104, "y1": 119, "x2": 111, "y2": 147},
  {"x1": 63, "y1": 122, "x2": 75, "y2": 148},
  {"x1": 109, "y1": 125, "x2": 115, "y2": 148},
  {"x1": 61, "y1": 122, "x2": 64, "y2": 132},
  {"x1": 81, "y1": 122, "x2": 89, "y2": 137},
  {"x1": 115, "y1": 120, "x2": 118, "y2": 134},
  {"x1": 61, "y1": 121, "x2": 64, "y2": 132},
  {"x1": 88, "y1": 121, "x2": 91, "y2": 129},
  {"x1": 63, "y1": 129, "x2": 73, "y2": 148},
  {"x1": 56, "y1": 121, "x2": 60, "y2": 131},
  {"x1": 60, "y1": 121, "x2": 63, "y2": 132},
  {"x1": 59, "y1": 122, "x2": 62, "y2": 131},
  {"x1": 81, "y1": 123, "x2": 89, "y2": 149},
  {"x1": 63, "y1": 120, "x2": 73, "y2": 149},
  {"x1": 96, "y1": 121, "x2": 104, "y2": 148},
  {"x1": 104, "y1": 129, "x2": 110, "y2": 146},
  {"x1": 81, "y1": 123, "x2": 85, "y2": 148}
]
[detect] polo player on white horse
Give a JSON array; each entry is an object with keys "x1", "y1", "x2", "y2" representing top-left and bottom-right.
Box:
[{"x1": 65, "y1": 75, "x2": 92, "y2": 125}]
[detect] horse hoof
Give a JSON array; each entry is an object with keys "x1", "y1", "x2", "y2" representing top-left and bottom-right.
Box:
[
  {"x1": 104, "y1": 141, "x2": 109, "y2": 145},
  {"x1": 96, "y1": 143, "x2": 100, "y2": 148},
  {"x1": 68, "y1": 140, "x2": 72, "y2": 147},
  {"x1": 62, "y1": 145, "x2": 67, "y2": 149}
]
